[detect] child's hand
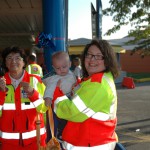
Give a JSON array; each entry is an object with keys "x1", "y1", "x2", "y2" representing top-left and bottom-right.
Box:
[{"x1": 44, "y1": 97, "x2": 52, "y2": 107}]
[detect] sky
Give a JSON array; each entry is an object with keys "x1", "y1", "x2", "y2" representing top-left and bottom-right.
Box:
[{"x1": 68, "y1": 0, "x2": 132, "y2": 40}]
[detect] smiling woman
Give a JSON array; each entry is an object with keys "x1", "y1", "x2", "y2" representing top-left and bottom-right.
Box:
[
  {"x1": 2, "y1": 47, "x2": 27, "y2": 73},
  {"x1": 82, "y1": 39, "x2": 119, "y2": 78},
  {"x1": 51, "y1": 39, "x2": 120, "y2": 150},
  {"x1": 0, "y1": 46, "x2": 47, "y2": 150}
]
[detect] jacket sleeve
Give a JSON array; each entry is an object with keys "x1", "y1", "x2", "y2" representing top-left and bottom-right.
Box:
[
  {"x1": 52, "y1": 86, "x2": 64, "y2": 102},
  {"x1": 53, "y1": 78, "x2": 116, "y2": 122},
  {"x1": 29, "y1": 76, "x2": 48, "y2": 113},
  {"x1": 0, "y1": 91, "x2": 6, "y2": 117}
]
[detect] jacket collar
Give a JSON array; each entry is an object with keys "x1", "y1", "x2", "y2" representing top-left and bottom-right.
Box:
[
  {"x1": 83, "y1": 72, "x2": 104, "y2": 83},
  {"x1": 5, "y1": 71, "x2": 30, "y2": 84}
]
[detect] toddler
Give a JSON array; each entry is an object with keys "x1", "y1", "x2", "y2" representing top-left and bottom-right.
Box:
[{"x1": 43, "y1": 51, "x2": 76, "y2": 143}]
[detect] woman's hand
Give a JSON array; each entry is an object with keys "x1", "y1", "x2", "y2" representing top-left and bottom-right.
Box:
[
  {"x1": 0, "y1": 77, "x2": 6, "y2": 91},
  {"x1": 20, "y1": 81, "x2": 34, "y2": 96}
]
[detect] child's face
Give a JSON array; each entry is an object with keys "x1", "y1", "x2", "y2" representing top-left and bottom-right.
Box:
[{"x1": 53, "y1": 57, "x2": 71, "y2": 76}]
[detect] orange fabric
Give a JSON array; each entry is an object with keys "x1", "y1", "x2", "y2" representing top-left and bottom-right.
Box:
[
  {"x1": 0, "y1": 141, "x2": 38, "y2": 150},
  {"x1": 90, "y1": 72, "x2": 103, "y2": 82},
  {"x1": 28, "y1": 89, "x2": 39, "y2": 102},
  {"x1": 83, "y1": 72, "x2": 104, "y2": 82},
  {"x1": 52, "y1": 86, "x2": 64, "y2": 108},
  {"x1": 62, "y1": 118, "x2": 117, "y2": 147},
  {"x1": 0, "y1": 91, "x2": 6, "y2": 105}
]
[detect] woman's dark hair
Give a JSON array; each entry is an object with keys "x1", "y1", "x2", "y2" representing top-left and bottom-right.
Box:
[
  {"x1": 2, "y1": 46, "x2": 27, "y2": 72},
  {"x1": 28, "y1": 54, "x2": 36, "y2": 62},
  {"x1": 81, "y1": 39, "x2": 119, "y2": 79}
]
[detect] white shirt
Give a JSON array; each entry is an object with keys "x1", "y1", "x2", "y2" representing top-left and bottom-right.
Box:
[
  {"x1": 74, "y1": 65, "x2": 82, "y2": 78},
  {"x1": 43, "y1": 71, "x2": 76, "y2": 99},
  {"x1": 9, "y1": 71, "x2": 24, "y2": 89}
]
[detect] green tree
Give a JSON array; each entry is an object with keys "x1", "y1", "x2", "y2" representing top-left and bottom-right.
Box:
[{"x1": 103, "y1": 0, "x2": 150, "y2": 57}]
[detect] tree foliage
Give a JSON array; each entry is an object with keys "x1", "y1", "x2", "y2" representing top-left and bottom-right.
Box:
[{"x1": 103, "y1": 0, "x2": 150, "y2": 57}]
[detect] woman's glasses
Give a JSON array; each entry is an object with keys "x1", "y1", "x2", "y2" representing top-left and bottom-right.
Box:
[
  {"x1": 85, "y1": 53, "x2": 104, "y2": 60},
  {"x1": 6, "y1": 56, "x2": 23, "y2": 62}
]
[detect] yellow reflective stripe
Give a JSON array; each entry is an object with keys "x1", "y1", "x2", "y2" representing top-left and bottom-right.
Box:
[
  {"x1": 73, "y1": 95, "x2": 95, "y2": 117},
  {"x1": 21, "y1": 103, "x2": 35, "y2": 110},
  {"x1": 27, "y1": 65, "x2": 31, "y2": 74},
  {"x1": 3, "y1": 103, "x2": 16, "y2": 110},
  {"x1": 63, "y1": 141, "x2": 116, "y2": 150},
  {"x1": 3, "y1": 103, "x2": 36, "y2": 110},
  {"x1": 0, "y1": 127, "x2": 45, "y2": 140},
  {"x1": 32, "y1": 77, "x2": 38, "y2": 91},
  {"x1": 103, "y1": 75, "x2": 117, "y2": 118},
  {"x1": 92, "y1": 112, "x2": 110, "y2": 121},
  {"x1": 22, "y1": 127, "x2": 46, "y2": 139},
  {"x1": 3, "y1": 100, "x2": 43, "y2": 110},
  {"x1": 0, "y1": 131, "x2": 19, "y2": 139},
  {"x1": 55, "y1": 94, "x2": 112, "y2": 121},
  {"x1": 55, "y1": 95, "x2": 68, "y2": 103},
  {"x1": 110, "y1": 103, "x2": 116, "y2": 115},
  {"x1": 0, "y1": 105, "x2": 2, "y2": 110},
  {"x1": 72, "y1": 96, "x2": 110, "y2": 120},
  {"x1": 33, "y1": 98, "x2": 43, "y2": 107},
  {"x1": 103, "y1": 75, "x2": 117, "y2": 97},
  {"x1": 54, "y1": 95, "x2": 69, "y2": 112}
]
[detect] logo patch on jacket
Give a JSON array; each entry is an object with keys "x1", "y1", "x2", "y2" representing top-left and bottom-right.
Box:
[{"x1": 33, "y1": 66, "x2": 38, "y2": 72}]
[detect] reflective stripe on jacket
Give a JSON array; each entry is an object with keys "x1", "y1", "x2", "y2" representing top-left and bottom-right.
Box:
[
  {"x1": 53, "y1": 72, "x2": 117, "y2": 148},
  {"x1": 0, "y1": 71, "x2": 47, "y2": 146}
]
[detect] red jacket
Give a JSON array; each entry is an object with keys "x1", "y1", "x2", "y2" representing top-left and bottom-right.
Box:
[
  {"x1": 0, "y1": 71, "x2": 47, "y2": 146},
  {"x1": 53, "y1": 72, "x2": 117, "y2": 147}
]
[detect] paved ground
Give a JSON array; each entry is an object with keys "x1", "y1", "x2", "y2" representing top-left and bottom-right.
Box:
[{"x1": 116, "y1": 81, "x2": 150, "y2": 150}]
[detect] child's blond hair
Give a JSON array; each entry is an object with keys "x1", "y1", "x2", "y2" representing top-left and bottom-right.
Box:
[{"x1": 52, "y1": 51, "x2": 70, "y2": 65}]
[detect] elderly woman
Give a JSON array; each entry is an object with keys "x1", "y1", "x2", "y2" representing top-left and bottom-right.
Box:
[
  {"x1": 0, "y1": 46, "x2": 47, "y2": 150},
  {"x1": 52, "y1": 39, "x2": 119, "y2": 150}
]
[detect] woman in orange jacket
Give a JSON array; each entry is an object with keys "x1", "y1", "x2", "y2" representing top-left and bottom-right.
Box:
[
  {"x1": 52, "y1": 39, "x2": 119, "y2": 150},
  {"x1": 0, "y1": 46, "x2": 47, "y2": 150}
]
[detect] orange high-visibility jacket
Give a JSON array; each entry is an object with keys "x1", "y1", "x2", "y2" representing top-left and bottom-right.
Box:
[
  {"x1": 53, "y1": 72, "x2": 117, "y2": 149},
  {"x1": 0, "y1": 71, "x2": 47, "y2": 146}
]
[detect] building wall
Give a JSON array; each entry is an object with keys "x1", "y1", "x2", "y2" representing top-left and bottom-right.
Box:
[{"x1": 120, "y1": 51, "x2": 150, "y2": 73}]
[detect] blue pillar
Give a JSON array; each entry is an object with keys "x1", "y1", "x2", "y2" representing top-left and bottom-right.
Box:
[
  {"x1": 42, "y1": 0, "x2": 67, "y2": 144},
  {"x1": 96, "y1": 0, "x2": 102, "y2": 39},
  {"x1": 42, "y1": 0, "x2": 66, "y2": 72}
]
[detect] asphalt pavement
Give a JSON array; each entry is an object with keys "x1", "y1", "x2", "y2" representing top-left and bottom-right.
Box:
[{"x1": 116, "y1": 81, "x2": 150, "y2": 150}]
